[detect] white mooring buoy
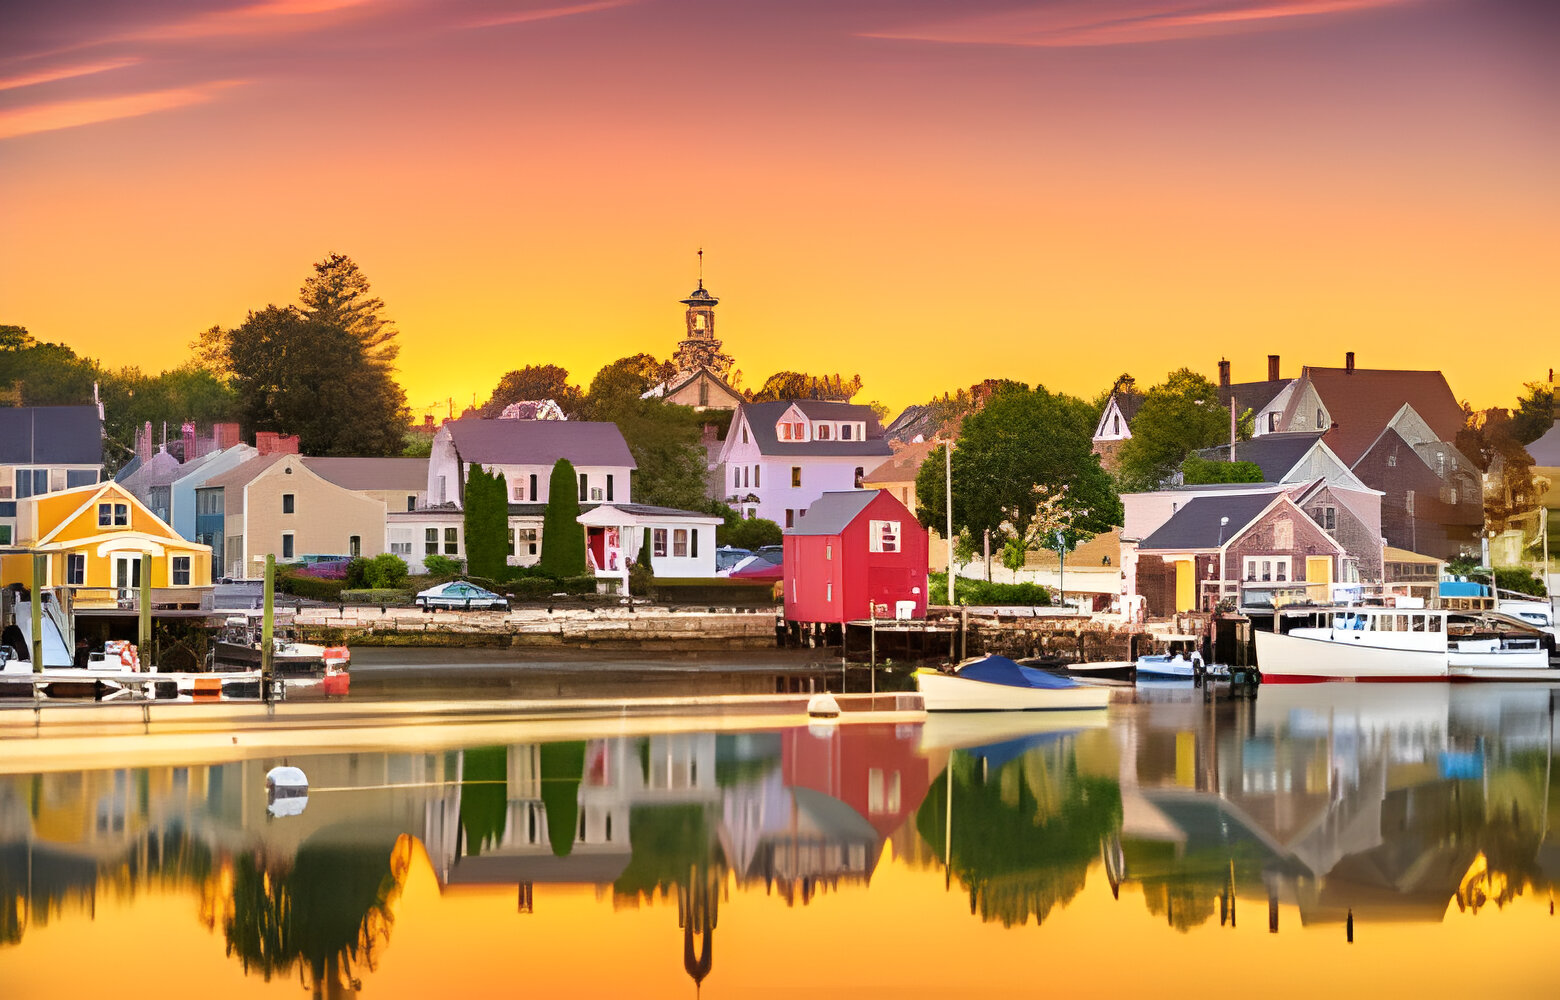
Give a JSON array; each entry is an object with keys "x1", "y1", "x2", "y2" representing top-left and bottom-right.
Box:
[
  {"x1": 807, "y1": 692, "x2": 841, "y2": 719},
  {"x1": 265, "y1": 765, "x2": 309, "y2": 818}
]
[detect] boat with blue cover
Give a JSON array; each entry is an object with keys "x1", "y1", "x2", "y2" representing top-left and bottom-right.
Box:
[{"x1": 915, "y1": 655, "x2": 1113, "y2": 712}]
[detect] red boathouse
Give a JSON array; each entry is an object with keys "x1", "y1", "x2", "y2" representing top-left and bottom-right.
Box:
[{"x1": 783, "y1": 490, "x2": 929, "y2": 625}]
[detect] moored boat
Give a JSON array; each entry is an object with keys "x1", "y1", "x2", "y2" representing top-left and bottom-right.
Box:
[
  {"x1": 916, "y1": 655, "x2": 1112, "y2": 712},
  {"x1": 1255, "y1": 606, "x2": 1557, "y2": 683}
]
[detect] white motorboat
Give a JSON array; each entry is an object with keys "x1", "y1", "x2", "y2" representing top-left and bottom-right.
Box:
[
  {"x1": 1135, "y1": 649, "x2": 1203, "y2": 680},
  {"x1": 916, "y1": 655, "x2": 1112, "y2": 712},
  {"x1": 1254, "y1": 606, "x2": 1557, "y2": 683}
]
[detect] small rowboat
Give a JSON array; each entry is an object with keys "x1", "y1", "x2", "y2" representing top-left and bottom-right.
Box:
[{"x1": 916, "y1": 655, "x2": 1112, "y2": 712}]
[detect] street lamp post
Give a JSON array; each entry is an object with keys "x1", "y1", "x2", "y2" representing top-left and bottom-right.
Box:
[{"x1": 945, "y1": 442, "x2": 954, "y2": 605}]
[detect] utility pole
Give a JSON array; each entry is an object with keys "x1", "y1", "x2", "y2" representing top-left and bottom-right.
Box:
[
  {"x1": 262, "y1": 554, "x2": 275, "y2": 703},
  {"x1": 944, "y1": 442, "x2": 954, "y2": 605},
  {"x1": 30, "y1": 555, "x2": 44, "y2": 673}
]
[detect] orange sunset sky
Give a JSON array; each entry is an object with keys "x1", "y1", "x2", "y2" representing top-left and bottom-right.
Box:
[{"x1": 2, "y1": 0, "x2": 1556, "y2": 419}]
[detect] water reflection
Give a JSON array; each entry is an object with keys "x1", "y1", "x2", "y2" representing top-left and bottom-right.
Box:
[{"x1": 0, "y1": 684, "x2": 1554, "y2": 993}]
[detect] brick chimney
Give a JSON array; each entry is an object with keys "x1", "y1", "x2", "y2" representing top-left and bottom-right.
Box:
[
  {"x1": 213, "y1": 422, "x2": 241, "y2": 450},
  {"x1": 1217, "y1": 359, "x2": 1231, "y2": 388},
  {"x1": 1346, "y1": 351, "x2": 1355, "y2": 374},
  {"x1": 1267, "y1": 355, "x2": 1280, "y2": 382},
  {"x1": 255, "y1": 431, "x2": 301, "y2": 456}
]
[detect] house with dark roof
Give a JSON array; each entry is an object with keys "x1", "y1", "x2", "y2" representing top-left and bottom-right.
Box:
[
  {"x1": 0, "y1": 405, "x2": 103, "y2": 550},
  {"x1": 1130, "y1": 492, "x2": 1348, "y2": 616},
  {"x1": 783, "y1": 490, "x2": 929, "y2": 625},
  {"x1": 1252, "y1": 355, "x2": 1464, "y2": 465},
  {"x1": 1219, "y1": 355, "x2": 1295, "y2": 430},
  {"x1": 1197, "y1": 432, "x2": 1337, "y2": 484},
  {"x1": 428, "y1": 418, "x2": 635, "y2": 508},
  {"x1": 718, "y1": 400, "x2": 892, "y2": 528},
  {"x1": 1349, "y1": 404, "x2": 1482, "y2": 561}
]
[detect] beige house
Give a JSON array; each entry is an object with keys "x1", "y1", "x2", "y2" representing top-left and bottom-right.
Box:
[{"x1": 204, "y1": 455, "x2": 394, "y2": 577}]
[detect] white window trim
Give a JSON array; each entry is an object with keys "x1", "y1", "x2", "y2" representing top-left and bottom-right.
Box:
[{"x1": 1243, "y1": 555, "x2": 1291, "y2": 583}]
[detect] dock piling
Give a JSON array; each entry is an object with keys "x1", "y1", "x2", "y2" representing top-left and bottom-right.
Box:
[
  {"x1": 30, "y1": 555, "x2": 44, "y2": 674},
  {"x1": 261, "y1": 554, "x2": 275, "y2": 704},
  {"x1": 138, "y1": 553, "x2": 151, "y2": 668}
]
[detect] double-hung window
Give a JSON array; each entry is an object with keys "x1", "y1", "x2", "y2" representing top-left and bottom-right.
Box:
[
  {"x1": 444, "y1": 527, "x2": 459, "y2": 554},
  {"x1": 425, "y1": 528, "x2": 439, "y2": 555},
  {"x1": 652, "y1": 529, "x2": 668, "y2": 558},
  {"x1": 869, "y1": 520, "x2": 900, "y2": 553},
  {"x1": 171, "y1": 556, "x2": 191, "y2": 586},
  {"x1": 67, "y1": 553, "x2": 86, "y2": 585},
  {"x1": 673, "y1": 529, "x2": 688, "y2": 558}
]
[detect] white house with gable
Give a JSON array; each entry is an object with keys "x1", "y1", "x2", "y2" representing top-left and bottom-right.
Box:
[{"x1": 717, "y1": 400, "x2": 893, "y2": 529}]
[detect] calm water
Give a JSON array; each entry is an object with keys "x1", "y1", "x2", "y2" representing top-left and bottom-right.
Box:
[{"x1": 1, "y1": 684, "x2": 1556, "y2": 998}]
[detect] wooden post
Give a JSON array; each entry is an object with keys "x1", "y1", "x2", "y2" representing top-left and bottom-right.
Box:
[
  {"x1": 262, "y1": 554, "x2": 275, "y2": 703},
  {"x1": 138, "y1": 553, "x2": 151, "y2": 668},
  {"x1": 869, "y1": 604, "x2": 877, "y2": 696},
  {"x1": 30, "y1": 555, "x2": 44, "y2": 673}
]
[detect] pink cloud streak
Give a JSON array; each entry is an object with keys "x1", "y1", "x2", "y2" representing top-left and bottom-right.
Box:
[{"x1": 865, "y1": 0, "x2": 1420, "y2": 48}]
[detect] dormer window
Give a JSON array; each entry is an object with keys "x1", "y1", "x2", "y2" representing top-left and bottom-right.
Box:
[
  {"x1": 818, "y1": 424, "x2": 831, "y2": 440},
  {"x1": 841, "y1": 424, "x2": 853, "y2": 440}
]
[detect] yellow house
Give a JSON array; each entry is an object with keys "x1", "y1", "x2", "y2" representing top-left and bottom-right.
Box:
[{"x1": 0, "y1": 481, "x2": 213, "y2": 607}]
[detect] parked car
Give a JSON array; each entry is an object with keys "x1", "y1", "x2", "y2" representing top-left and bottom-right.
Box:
[
  {"x1": 752, "y1": 545, "x2": 784, "y2": 565},
  {"x1": 715, "y1": 546, "x2": 753, "y2": 573},
  {"x1": 415, "y1": 580, "x2": 511, "y2": 611}
]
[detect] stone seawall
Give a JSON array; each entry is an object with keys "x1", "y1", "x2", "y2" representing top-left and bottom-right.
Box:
[{"x1": 289, "y1": 605, "x2": 778, "y2": 649}]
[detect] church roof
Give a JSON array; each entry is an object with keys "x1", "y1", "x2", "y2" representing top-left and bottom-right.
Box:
[{"x1": 680, "y1": 283, "x2": 718, "y2": 307}]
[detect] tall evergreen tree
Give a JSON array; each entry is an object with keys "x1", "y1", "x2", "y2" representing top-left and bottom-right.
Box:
[
  {"x1": 539, "y1": 458, "x2": 586, "y2": 577},
  {"x1": 463, "y1": 464, "x2": 510, "y2": 580},
  {"x1": 299, "y1": 253, "x2": 400, "y2": 371},
  {"x1": 228, "y1": 306, "x2": 407, "y2": 456}
]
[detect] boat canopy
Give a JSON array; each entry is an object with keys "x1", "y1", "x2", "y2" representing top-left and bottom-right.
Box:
[{"x1": 957, "y1": 655, "x2": 1077, "y2": 690}]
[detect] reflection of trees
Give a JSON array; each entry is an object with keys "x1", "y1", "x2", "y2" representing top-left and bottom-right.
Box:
[
  {"x1": 614, "y1": 805, "x2": 721, "y2": 899},
  {"x1": 915, "y1": 744, "x2": 1122, "y2": 928},
  {"x1": 460, "y1": 746, "x2": 507, "y2": 856},
  {"x1": 540, "y1": 742, "x2": 585, "y2": 858},
  {"x1": 223, "y1": 833, "x2": 411, "y2": 996}
]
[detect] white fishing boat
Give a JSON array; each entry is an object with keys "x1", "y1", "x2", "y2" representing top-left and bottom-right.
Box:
[
  {"x1": 916, "y1": 655, "x2": 1112, "y2": 712},
  {"x1": 1254, "y1": 606, "x2": 1557, "y2": 683},
  {"x1": 1135, "y1": 636, "x2": 1204, "y2": 681}
]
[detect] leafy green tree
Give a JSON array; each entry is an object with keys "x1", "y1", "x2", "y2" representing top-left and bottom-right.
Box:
[
  {"x1": 228, "y1": 306, "x2": 409, "y2": 456},
  {"x1": 0, "y1": 324, "x2": 35, "y2": 351},
  {"x1": 914, "y1": 384, "x2": 1121, "y2": 550},
  {"x1": 462, "y1": 464, "x2": 510, "y2": 580},
  {"x1": 540, "y1": 458, "x2": 586, "y2": 577},
  {"x1": 581, "y1": 354, "x2": 675, "y2": 409},
  {"x1": 1180, "y1": 455, "x2": 1265, "y2": 485},
  {"x1": 1115, "y1": 370, "x2": 1232, "y2": 491},
  {"x1": 1509, "y1": 381, "x2": 1554, "y2": 445},
  {"x1": 723, "y1": 517, "x2": 782, "y2": 551},
  {"x1": 481, "y1": 364, "x2": 583, "y2": 417},
  {"x1": 0, "y1": 337, "x2": 97, "y2": 406},
  {"x1": 583, "y1": 355, "x2": 711, "y2": 510},
  {"x1": 749, "y1": 371, "x2": 862, "y2": 402},
  {"x1": 299, "y1": 253, "x2": 400, "y2": 371}
]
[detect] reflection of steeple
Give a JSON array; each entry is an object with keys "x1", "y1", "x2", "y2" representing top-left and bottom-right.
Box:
[{"x1": 678, "y1": 865, "x2": 719, "y2": 990}]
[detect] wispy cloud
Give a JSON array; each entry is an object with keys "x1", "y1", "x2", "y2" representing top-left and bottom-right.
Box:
[
  {"x1": 865, "y1": 0, "x2": 1419, "y2": 48},
  {"x1": 0, "y1": 57, "x2": 141, "y2": 92},
  {"x1": 465, "y1": 1, "x2": 636, "y2": 30},
  {"x1": 0, "y1": 80, "x2": 243, "y2": 140},
  {"x1": 132, "y1": 0, "x2": 383, "y2": 42}
]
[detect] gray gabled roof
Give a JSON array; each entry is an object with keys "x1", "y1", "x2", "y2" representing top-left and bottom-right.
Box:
[
  {"x1": 1220, "y1": 379, "x2": 1290, "y2": 417},
  {"x1": 737, "y1": 401, "x2": 892, "y2": 457},
  {"x1": 787, "y1": 490, "x2": 880, "y2": 535},
  {"x1": 444, "y1": 418, "x2": 635, "y2": 469},
  {"x1": 1198, "y1": 432, "x2": 1324, "y2": 482},
  {"x1": 0, "y1": 405, "x2": 102, "y2": 465},
  {"x1": 1138, "y1": 493, "x2": 1279, "y2": 551}
]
